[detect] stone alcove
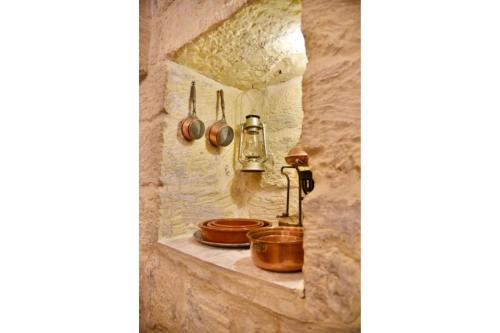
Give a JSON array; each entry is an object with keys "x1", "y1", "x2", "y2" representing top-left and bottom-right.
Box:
[
  {"x1": 140, "y1": 0, "x2": 360, "y2": 331},
  {"x1": 157, "y1": 0, "x2": 308, "y2": 297},
  {"x1": 160, "y1": 0, "x2": 307, "y2": 238}
]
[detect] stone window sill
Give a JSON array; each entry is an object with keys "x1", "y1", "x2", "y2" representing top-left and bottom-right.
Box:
[{"x1": 158, "y1": 233, "x2": 304, "y2": 297}]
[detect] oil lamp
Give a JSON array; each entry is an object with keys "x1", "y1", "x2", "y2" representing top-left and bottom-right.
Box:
[{"x1": 238, "y1": 115, "x2": 268, "y2": 172}]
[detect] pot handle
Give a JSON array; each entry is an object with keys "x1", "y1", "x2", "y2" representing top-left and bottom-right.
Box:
[
  {"x1": 189, "y1": 81, "x2": 196, "y2": 116},
  {"x1": 216, "y1": 90, "x2": 221, "y2": 119},
  {"x1": 219, "y1": 89, "x2": 226, "y2": 121}
]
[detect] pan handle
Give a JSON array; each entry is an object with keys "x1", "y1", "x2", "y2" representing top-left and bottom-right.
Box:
[
  {"x1": 220, "y1": 89, "x2": 226, "y2": 121},
  {"x1": 216, "y1": 90, "x2": 220, "y2": 118},
  {"x1": 189, "y1": 81, "x2": 196, "y2": 116}
]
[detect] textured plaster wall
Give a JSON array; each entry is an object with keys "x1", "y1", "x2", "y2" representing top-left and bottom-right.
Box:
[
  {"x1": 160, "y1": 62, "x2": 303, "y2": 238},
  {"x1": 140, "y1": 0, "x2": 360, "y2": 332},
  {"x1": 172, "y1": 0, "x2": 307, "y2": 90},
  {"x1": 160, "y1": 61, "x2": 246, "y2": 238},
  {"x1": 240, "y1": 77, "x2": 304, "y2": 222}
]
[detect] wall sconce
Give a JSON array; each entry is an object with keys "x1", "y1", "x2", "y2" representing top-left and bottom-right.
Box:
[{"x1": 238, "y1": 115, "x2": 268, "y2": 172}]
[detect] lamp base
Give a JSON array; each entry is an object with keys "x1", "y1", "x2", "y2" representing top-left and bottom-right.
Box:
[{"x1": 241, "y1": 160, "x2": 265, "y2": 172}]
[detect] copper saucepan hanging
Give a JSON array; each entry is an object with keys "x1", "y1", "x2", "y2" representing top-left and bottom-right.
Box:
[
  {"x1": 180, "y1": 81, "x2": 205, "y2": 141},
  {"x1": 207, "y1": 89, "x2": 234, "y2": 147}
]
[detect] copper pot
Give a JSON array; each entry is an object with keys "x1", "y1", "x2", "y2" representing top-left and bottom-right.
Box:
[
  {"x1": 247, "y1": 227, "x2": 304, "y2": 272},
  {"x1": 180, "y1": 81, "x2": 205, "y2": 141},
  {"x1": 207, "y1": 90, "x2": 234, "y2": 147},
  {"x1": 199, "y1": 218, "x2": 272, "y2": 244}
]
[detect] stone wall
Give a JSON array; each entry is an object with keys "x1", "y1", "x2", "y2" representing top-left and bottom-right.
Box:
[
  {"x1": 139, "y1": 0, "x2": 248, "y2": 330},
  {"x1": 171, "y1": 0, "x2": 307, "y2": 90},
  {"x1": 140, "y1": 0, "x2": 360, "y2": 332},
  {"x1": 300, "y1": 0, "x2": 361, "y2": 325},
  {"x1": 159, "y1": 61, "x2": 246, "y2": 238},
  {"x1": 244, "y1": 77, "x2": 304, "y2": 222}
]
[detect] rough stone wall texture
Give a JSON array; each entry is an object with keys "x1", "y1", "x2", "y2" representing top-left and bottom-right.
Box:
[
  {"x1": 139, "y1": 0, "x2": 150, "y2": 82},
  {"x1": 160, "y1": 62, "x2": 303, "y2": 237},
  {"x1": 140, "y1": 0, "x2": 360, "y2": 332},
  {"x1": 160, "y1": 61, "x2": 246, "y2": 238},
  {"x1": 140, "y1": 0, "x2": 249, "y2": 331},
  {"x1": 148, "y1": 245, "x2": 355, "y2": 333},
  {"x1": 300, "y1": 0, "x2": 361, "y2": 327},
  {"x1": 172, "y1": 0, "x2": 307, "y2": 90},
  {"x1": 242, "y1": 77, "x2": 303, "y2": 222}
]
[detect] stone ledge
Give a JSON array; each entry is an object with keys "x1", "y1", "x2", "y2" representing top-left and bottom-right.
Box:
[{"x1": 158, "y1": 234, "x2": 304, "y2": 297}]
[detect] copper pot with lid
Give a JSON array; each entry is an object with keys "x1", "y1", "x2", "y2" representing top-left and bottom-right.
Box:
[
  {"x1": 180, "y1": 81, "x2": 205, "y2": 141},
  {"x1": 207, "y1": 89, "x2": 234, "y2": 147}
]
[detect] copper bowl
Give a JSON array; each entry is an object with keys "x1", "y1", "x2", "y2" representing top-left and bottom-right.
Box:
[
  {"x1": 247, "y1": 227, "x2": 304, "y2": 272},
  {"x1": 207, "y1": 219, "x2": 265, "y2": 229},
  {"x1": 285, "y1": 154, "x2": 309, "y2": 166},
  {"x1": 285, "y1": 145, "x2": 309, "y2": 166},
  {"x1": 199, "y1": 218, "x2": 272, "y2": 244}
]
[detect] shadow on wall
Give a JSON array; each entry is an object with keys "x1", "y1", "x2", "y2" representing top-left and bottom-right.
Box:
[{"x1": 230, "y1": 170, "x2": 262, "y2": 208}]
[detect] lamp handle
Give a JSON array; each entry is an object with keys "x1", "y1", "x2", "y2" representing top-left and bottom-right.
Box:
[
  {"x1": 261, "y1": 123, "x2": 268, "y2": 163},
  {"x1": 238, "y1": 123, "x2": 245, "y2": 163}
]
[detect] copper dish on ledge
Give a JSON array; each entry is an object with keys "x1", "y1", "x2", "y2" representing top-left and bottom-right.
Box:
[
  {"x1": 199, "y1": 218, "x2": 272, "y2": 244},
  {"x1": 207, "y1": 219, "x2": 265, "y2": 229},
  {"x1": 247, "y1": 227, "x2": 304, "y2": 272},
  {"x1": 193, "y1": 230, "x2": 250, "y2": 248}
]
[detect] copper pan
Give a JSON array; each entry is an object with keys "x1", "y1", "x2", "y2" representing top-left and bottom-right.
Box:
[
  {"x1": 247, "y1": 227, "x2": 304, "y2": 272},
  {"x1": 199, "y1": 218, "x2": 271, "y2": 244},
  {"x1": 180, "y1": 81, "x2": 205, "y2": 141},
  {"x1": 207, "y1": 90, "x2": 234, "y2": 147}
]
